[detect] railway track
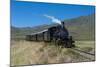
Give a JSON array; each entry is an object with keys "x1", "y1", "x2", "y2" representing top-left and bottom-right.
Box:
[{"x1": 71, "y1": 48, "x2": 95, "y2": 61}]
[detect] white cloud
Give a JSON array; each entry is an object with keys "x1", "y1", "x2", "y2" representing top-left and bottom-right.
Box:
[{"x1": 16, "y1": 0, "x2": 95, "y2": 5}]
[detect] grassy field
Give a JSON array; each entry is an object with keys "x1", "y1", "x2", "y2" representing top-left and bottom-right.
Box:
[
  {"x1": 75, "y1": 41, "x2": 95, "y2": 54},
  {"x1": 10, "y1": 40, "x2": 95, "y2": 66}
]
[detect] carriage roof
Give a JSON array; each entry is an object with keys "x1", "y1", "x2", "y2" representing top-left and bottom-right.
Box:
[
  {"x1": 26, "y1": 29, "x2": 48, "y2": 36},
  {"x1": 26, "y1": 24, "x2": 61, "y2": 36}
]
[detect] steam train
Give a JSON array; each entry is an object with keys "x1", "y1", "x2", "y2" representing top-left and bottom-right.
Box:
[{"x1": 26, "y1": 22, "x2": 75, "y2": 48}]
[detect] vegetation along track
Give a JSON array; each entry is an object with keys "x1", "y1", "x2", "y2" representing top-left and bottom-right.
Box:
[{"x1": 71, "y1": 48, "x2": 95, "y2": 61}]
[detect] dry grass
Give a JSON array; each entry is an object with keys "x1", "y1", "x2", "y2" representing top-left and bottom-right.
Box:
[
  {"x1": 75, "y1": 41, "x2": 95, "y2": 53},
  {"x1": 10, "y1": 40, "x2": 95, "y2": 66}
]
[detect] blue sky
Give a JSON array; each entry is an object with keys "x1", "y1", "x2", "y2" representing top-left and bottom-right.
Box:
[{"x1": 11, "y1": 0, "x2": 95, "y2": 27}]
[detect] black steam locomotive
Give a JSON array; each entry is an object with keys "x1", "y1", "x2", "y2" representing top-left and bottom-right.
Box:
[{"x1": 26, "y1": 22, "x2": 75, "y2": 48}]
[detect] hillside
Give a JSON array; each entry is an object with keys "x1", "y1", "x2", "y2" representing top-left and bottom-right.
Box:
[
  {"x1": 11, "y1": 14, "x2": 95, "y2": 41},
  {"x1": 11, "y1": 24, "x2": 59, "y2": 39},
  {"x1": 64, "y1": 14, "x2": 95, "y2": 40}
]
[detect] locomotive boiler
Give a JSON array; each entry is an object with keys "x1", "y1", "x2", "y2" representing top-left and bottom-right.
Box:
[{"x1": 26, "y1": 21, "x2": 75, "y2": 48}]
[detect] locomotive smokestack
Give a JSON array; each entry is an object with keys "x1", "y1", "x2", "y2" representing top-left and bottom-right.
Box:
[
  {"x1": 61, "y1": 21, "x2": 69, "y2": 36},
  {"x1": 61, "y1": 21, "x2": 65, "y2": 29}
]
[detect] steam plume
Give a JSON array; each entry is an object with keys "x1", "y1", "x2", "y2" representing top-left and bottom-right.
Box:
[{"x1": 43, "y1": 14, "x2": 61, "y2": 24}]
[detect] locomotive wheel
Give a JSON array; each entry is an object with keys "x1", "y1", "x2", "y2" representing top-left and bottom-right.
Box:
[
  {"x1": 64, "y1": 39, "x2": 74, "y2": 48},
  {"x1": 66, "y1": 41, "x2": 71, "y2": 48},
  {"x1": 56, "y1": 39, "x2": 61, "y2": 46},
  {"x1": 72, "y1": 44, "x2": 75, "y2": 47}
]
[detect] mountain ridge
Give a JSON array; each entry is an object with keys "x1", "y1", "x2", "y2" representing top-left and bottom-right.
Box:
[{"x1": 11, "y1": 14, "x2": 95, "y2": 41}]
